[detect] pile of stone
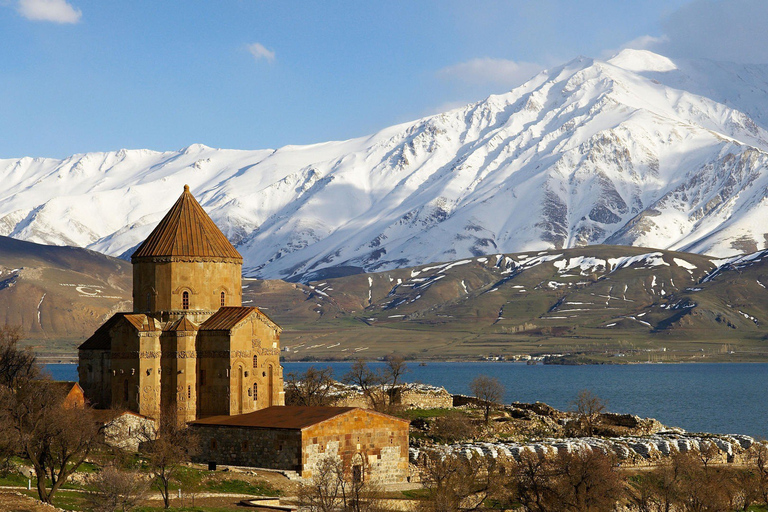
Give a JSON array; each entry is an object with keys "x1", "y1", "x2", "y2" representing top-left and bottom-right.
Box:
[{"x1": 410, "y1": 432, "x2": 758, "y2": 466}]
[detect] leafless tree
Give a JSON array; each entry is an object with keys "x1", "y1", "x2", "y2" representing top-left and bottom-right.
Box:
[
  {"x1": 417, "y1": 450, "x2": 509, "y2": 512},
  {"x1": 342, "y1": 360, "x2": 388, "y2": 412},
  {"x1": 86, "y1": 465, "x2": 149, "y2": 512},
  {"x1": 0, "y1": 379, "x2": 99, "y2": 504},
  {"x1": 430, "y1": 411, "x2": 477, "y2": 443},
  {"x1": 342, "y1": 358, "x2": 410, "y2": 413},
  {"x1": 569, "y1": 390, "x2": 607, "y2": 436},
  {"x1": 469, "y1": 374, "x2": 505, "y2": 424},
  {"x1": 139, "y1": 410, "x2": 199, "y2": 509},
  {"x1": 383, "y1": 354, "x2": 408, "y2": 406},
  {"x1": 549, "y1": 448, "x2": 624, "y2": 511},
  {"x1": 298, "y1": 456, "x2": 382, "y2": 512},
  {"x1": 0, "y1": 325, "x2": 37, "y2": 390},
  {"x1": 748, "y1": 441, "x2": 768, "y2": 506},
  {"x1": 515, "y1": 450, "x2": 559, "y2": 512},
  {"x1": 285, "y1": 366, "x2": 335, "y2": 406}
]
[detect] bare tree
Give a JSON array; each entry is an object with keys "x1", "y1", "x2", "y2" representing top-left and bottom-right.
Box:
[
  {"x1": 0, "y1": 379, "x2": 99, "y2": 504},
  {"x1": 515, "y1": 450, "x2": 558, "y2": 512},
  {"x1": 469, "y1": 374, "x2": 505, "y2": 424},
  {"x1": 0, "y1": 325, "x2": 37, "y2": 390},
  {"x1": 298, "y1": 456, "x2": 382, "y2": 512},
  {"x1": 86, "y1": 465, "x2": 149, "y2": 512},
  {"x1": 285, "y1": 366, "x2": 335, "y2": 406},
  {"x1": 383, "y1": 354, "x2": 408, "y2": 406},
  {"x1": 430, "y1": 411, "x2": 477, "y2": 443},
  {"x1": 140, "y1": 410, "x2": 199, "y2": 509},
  {"x1": 550, "y1": 448, "x2": 624, "y2": 511},
  {"x1": 749, "y1": 442, "x2": 768, "y2": 506},
  {"x1": 342, "y1": 360, "x2": 387, "y2": 411},
  {"x1": 569, "y1": 390, "x2": 607, "y2": 436},
  {"x1": 417, "y1": 449, "x2": 510, "y2": 512}
]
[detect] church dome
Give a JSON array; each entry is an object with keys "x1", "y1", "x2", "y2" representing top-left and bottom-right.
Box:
[{"x1": 131, "y1": 185, "x2": 242, "y2": 262}]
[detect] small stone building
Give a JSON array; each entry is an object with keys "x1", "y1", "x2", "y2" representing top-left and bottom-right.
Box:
[
  {"x1": 78, "y1": 185, "x2": 284, "y2": 423},
  {"x1": 191, "y1": 406, "x2": 410, "y2": 484}
]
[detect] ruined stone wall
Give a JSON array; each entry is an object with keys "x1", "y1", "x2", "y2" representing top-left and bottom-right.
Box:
[
  {"x1": 301, "y1": 410, "x2": 409, "y2": 484},
  {"x1": 399, "y1": 388, "x2": 452, "y2": 409},
  {"x1": 329, "y1": 384, "x2": 452, "y2": 410},
  {"x1": 191, "y1": 425, "x2": 302, "y2": 471}
]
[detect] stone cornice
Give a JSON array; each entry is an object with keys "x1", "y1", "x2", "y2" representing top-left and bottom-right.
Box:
[{"x1": 131, "y1": 256, "x2": 242, "y2": 264}]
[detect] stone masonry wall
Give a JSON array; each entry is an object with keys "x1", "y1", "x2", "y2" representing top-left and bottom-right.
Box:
[
  {"x1": 192, "y1": 425, "x2": 302, "y2": 471},
  {"x1": 330, "y1": 384, "x2": 452, "y2": 410},
  {"x1": 301, "y1": 410, "x2": 409, "y2": 485}
]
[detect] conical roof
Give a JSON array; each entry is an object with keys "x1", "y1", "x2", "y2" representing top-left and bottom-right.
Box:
[{"x1": 131, "y1": 185, "x2": 242, "y2": 262}]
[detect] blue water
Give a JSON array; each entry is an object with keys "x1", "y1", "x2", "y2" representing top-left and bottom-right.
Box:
[{"x1": 47, "y1": 362, "x2": 768, "y2": 438}]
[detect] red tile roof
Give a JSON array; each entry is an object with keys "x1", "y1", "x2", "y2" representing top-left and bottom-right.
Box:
[
  {"x1": 191, "y1": 406, "x2": 358, "y2": 429},
  {"x1": 131, "y1": 185, "x2": 242, "y2": 262}
]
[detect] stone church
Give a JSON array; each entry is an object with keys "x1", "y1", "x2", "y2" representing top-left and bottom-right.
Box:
[{"x1": 78, "y1": 185, "x2": 284, "y2": 423}]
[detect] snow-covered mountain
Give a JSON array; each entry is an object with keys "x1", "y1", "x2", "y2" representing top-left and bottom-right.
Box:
[{"x1": 4, "y1": 49, "x2": 768, "y2": 280}]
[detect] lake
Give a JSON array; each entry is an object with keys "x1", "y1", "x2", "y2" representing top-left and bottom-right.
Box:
[{"x1": 46, "y1": 362, "x2": 768, "y2": 438}]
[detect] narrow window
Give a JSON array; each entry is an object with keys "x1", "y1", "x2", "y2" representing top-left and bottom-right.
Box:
[
  {"x1": 211, "y1": 439, "x2": 218, "y2": 451},
  {"x1": 252, "y1": 355, "x2": 257, "y2": 369},
  {"x1": 221, "y1": 291, "x2": 225, "y2": 307},
  {"x1": 352, "y1": 465, "x2": 363, "y2": 483},
  {"x1": 182, "y1": 291, "x2": 189, "y2": 310},
  {"x1": 253, "y1": 383, "x2": 258, "y2": 401},
  {"x1": 187, "y1": 385, "x2": 191, "y2": 400}
]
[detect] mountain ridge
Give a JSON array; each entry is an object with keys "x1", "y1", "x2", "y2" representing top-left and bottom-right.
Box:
[{"x1": 4, "y1": 50, "x2": 768, "y2": 280}]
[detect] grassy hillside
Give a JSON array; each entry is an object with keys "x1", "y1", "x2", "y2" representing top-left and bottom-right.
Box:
[
  {"x1": 2, "y1": 235, "x2": 767, "y2": 361},
  {"x1": 245, "y1": 246, "x2": 768, "y2": 362},
  {"x1": 0, "y1": 236, "x2": 131, "y2": 357}
]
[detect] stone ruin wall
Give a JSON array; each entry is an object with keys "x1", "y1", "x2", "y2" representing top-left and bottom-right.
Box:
[{"x1": 329, "y1": 384, "x2": 453, "y2": 410}]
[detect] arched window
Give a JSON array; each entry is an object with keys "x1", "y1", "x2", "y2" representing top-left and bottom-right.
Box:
[
  {"x1": 252, "y1": 355, "x2": 257, "y2": 369},
  {"x1": 253, "y1": 383, "x2": 258, "y2": 401},
  {"x1": 221, "y1": 291, "x2": 225, "y2": 307},
  {"x1": 182, "y1": 291, "x2": 189, "y2": 310}
]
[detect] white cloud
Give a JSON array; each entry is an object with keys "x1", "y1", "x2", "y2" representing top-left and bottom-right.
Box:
[
  {"x1": 247, "y1": 42, "x2": 275, "y2": 63},
  {"x1": 603, "y1": 35, "x2": 669, "y2": 59},
  {"x1": 16, "y1": 0, "x2": 81, "y2": 24},
  {"x1": 438, "y1": 58, "x2": 544, "y2": 89},
  {"x1": 621, "y1": 0, "x2": 768, "y2": 64}
]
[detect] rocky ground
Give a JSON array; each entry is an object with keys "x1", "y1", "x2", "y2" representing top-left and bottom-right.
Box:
[{"x1": 409, "y1": 398, "x2": 758, "y2": 468}]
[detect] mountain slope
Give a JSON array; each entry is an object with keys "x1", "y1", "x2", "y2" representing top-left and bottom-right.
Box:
[
  {"x1": 2, "y1": 234, "x2": 767, "y2": 360},
  {"x1": 0, "y1": 236, "x2": 131, "y2": 352},
  {"x1": 243, "y1": 244, "x2": 768, "y2": 360},
  {"x1": 3, "y1": 50, "x2": 768, "y2": 279}
]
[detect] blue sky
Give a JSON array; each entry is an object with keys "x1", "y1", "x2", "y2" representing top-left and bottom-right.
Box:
[{"x1": 0, "y1": 0, "x2": 764, "y2": 158}]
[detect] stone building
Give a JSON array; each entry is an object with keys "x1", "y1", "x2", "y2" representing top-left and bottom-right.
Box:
[
  {"x1": 78, "y1": 185, "x2": 284, "y2": 423},
  {"x1": 191, "y1": 406, "x2": 410, "y2": 484}
]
